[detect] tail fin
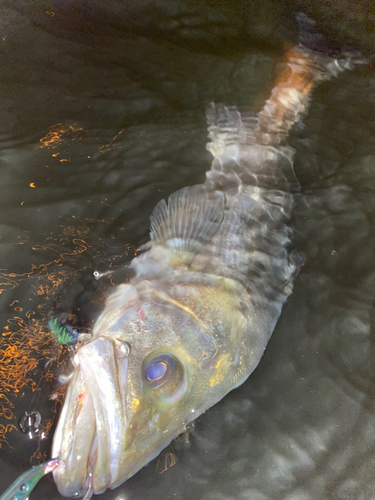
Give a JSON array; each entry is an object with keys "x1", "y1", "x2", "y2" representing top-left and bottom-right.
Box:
[
  {"x1": 207, "y1": 18, "x2": 367, "y2": 161},
  {"x1": 255, "y1": 42, "x2": 365, "y2": 147},
  {"x1": 201, "y1": 27, "x2": 367, "y2": 297}
]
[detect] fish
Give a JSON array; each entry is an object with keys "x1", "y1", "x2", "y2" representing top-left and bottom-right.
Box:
[
  {"x1": 0, "y1": 458, "x2": 60, "y2": 500},
  {"x1": 51, "y1": 41, "x2": 360, "y2": 498}
]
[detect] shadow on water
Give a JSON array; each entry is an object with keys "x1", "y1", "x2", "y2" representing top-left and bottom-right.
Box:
[{"x1": 0, "y1": 2, "x2": 375, "y2": 499}]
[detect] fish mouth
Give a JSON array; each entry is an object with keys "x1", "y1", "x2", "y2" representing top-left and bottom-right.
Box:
[{"x1": 52, "y1": 336, "x2": 128, "y2": 497}]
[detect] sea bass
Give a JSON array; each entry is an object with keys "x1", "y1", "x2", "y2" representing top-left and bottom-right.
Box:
[{"x1": 52, "y1": 44, "x2": 357, "y2": 497}]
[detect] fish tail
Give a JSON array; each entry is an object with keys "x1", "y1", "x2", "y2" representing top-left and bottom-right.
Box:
[
  {"x1": 205, "y1": 42, "x2": 364, "y2": 193},
  {"x1": 254, "y1": 12, "x2": 367, "y2": 147},
  {"x1": 254, "y1": 44, "x2": 362, "y2": 147},
  {"x1": 199, "y1": 39, "x2": 365, "y2": 303}
]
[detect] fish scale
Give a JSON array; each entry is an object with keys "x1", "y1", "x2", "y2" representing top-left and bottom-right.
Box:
[{"x1": 192, "y1": 46, "x2": 357, "y2": 324}]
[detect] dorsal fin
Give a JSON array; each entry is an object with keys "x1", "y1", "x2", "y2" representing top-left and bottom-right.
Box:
[{"x1": 149, "y1": 185, "x2": 224, "y2": 264}]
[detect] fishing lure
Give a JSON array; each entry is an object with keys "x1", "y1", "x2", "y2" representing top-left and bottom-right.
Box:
[
  {"x1": 0, "y1": 458, "x2": 60, "y2": 500},
  {"x1": 49, "y1": 311, "x2": 91, "y2": 346},
  {"x1": 49, "y1": 316, "x2": 78, "y2": 345}
]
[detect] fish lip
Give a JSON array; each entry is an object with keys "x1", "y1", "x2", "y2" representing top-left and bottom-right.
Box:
[
  {"x1": 52, "y1": 336, "x2": 128, "y2": 497},
  {"x1": 52, "y1": 368, "x2": 98, "y2": 498}
]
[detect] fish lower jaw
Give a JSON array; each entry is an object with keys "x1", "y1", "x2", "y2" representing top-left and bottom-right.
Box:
[
  {"x1": 53, "y1": 462, "x2": 89, "y2": 498},
  {"x1": 53, "y1": 433, "x2": 129, "y2": 498},
  {"x1": 52, "y1": 336, "x2": 128, "y2": 497},
  {"x1": 52, "y1": 421, "x2": 126, "y2": 497},
  {"x1": 52, "y1": 436, "x2": 105, "y2": 497}
]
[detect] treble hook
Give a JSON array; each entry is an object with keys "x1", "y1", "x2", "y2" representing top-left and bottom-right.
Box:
[{"x1": 82, "y1": 466, "x2": 93, "y2": 500}]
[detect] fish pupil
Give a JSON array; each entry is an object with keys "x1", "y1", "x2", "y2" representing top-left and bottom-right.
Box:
[
  {"x1": 20, "y1": 483, "x2": 27, "y2": 491},
  {"x1": 146, "y1": 361, "x2": 168, "y2": 381}
]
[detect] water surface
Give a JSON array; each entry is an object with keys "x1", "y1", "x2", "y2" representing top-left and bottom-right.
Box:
[{"x1": 1, "y1": 4, "x2": 375, "y2": 500}]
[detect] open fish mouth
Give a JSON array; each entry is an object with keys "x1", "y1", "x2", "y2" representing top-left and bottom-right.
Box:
[{"x1": 52, "y1": 336, "x2": 128, "y2": 497}]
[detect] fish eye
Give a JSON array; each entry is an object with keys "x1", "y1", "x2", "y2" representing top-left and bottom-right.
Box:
[
  {"x1": 144, "y1": 355, "x2": 174, "y2": 388},
  {"x1": 143, "y1": 354, "x2": 186, "y2": 400},
  {"x1": 146, "y1": 361, "x2": 168, "y2": 382}
]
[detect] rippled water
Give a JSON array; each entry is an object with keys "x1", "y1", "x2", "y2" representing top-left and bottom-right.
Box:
[{"x1": 1, "y1": 4, "x2": 375, "y2": 500}]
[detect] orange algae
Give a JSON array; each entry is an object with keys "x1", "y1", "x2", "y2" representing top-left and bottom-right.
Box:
[
  {"x1": 39, "y1": 123, "x2": 85, "y2": 149},
  {"x1": 157, "y1": 445, "x2": 176, "y2": 475},
  {"x1": 0, "y1": 215, "x2": 136, "y2": 450},
  {"x1": 0, "y1": 278, "x2": 67, "y2": 449}
]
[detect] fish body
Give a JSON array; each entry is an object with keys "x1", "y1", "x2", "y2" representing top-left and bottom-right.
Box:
[{"x1": 52, "y1": 46, "x2": 358, "y2": 497}]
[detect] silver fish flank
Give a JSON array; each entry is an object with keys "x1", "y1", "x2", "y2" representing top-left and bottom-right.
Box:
[{"x1": 52, "y1": 45, "x2": 358, "y2": 497}]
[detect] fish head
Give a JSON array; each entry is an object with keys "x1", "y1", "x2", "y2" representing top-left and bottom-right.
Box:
[{"x1": 52, "y1": 283, "x2": 243, "y2": 497}]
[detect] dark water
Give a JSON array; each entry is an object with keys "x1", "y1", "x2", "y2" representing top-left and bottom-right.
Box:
[{"x1": 1, "y1": 3, "x2": 375, "y2": 500}]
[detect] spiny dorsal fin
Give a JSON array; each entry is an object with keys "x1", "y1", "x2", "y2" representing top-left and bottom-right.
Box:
[{"x1": 150, "y1": 185, "x2": 224, "y2": 264}]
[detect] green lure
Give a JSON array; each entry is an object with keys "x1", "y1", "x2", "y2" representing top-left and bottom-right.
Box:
[
  {"x1": 0, "y1": 458, "x2": 60, "y2": 500},
  {"x1": 49, "y1": 317, "x2": 76, "y2": 345}
]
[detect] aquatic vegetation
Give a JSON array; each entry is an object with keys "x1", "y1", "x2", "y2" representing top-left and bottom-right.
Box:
[
  {"x1": 0, "y1": 216, "x2": 135, "y2": 451},
  {"x1": 39, "y1": 123, "x2": 85, "y2": 150}
]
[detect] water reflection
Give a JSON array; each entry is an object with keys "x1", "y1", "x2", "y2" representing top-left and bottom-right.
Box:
[
  {"x1": 0, "y1": 3, "x2": 375, "y2": 500},
  {"x1": 18, "y1": 410, "x2": 41, "y2": 438}
]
